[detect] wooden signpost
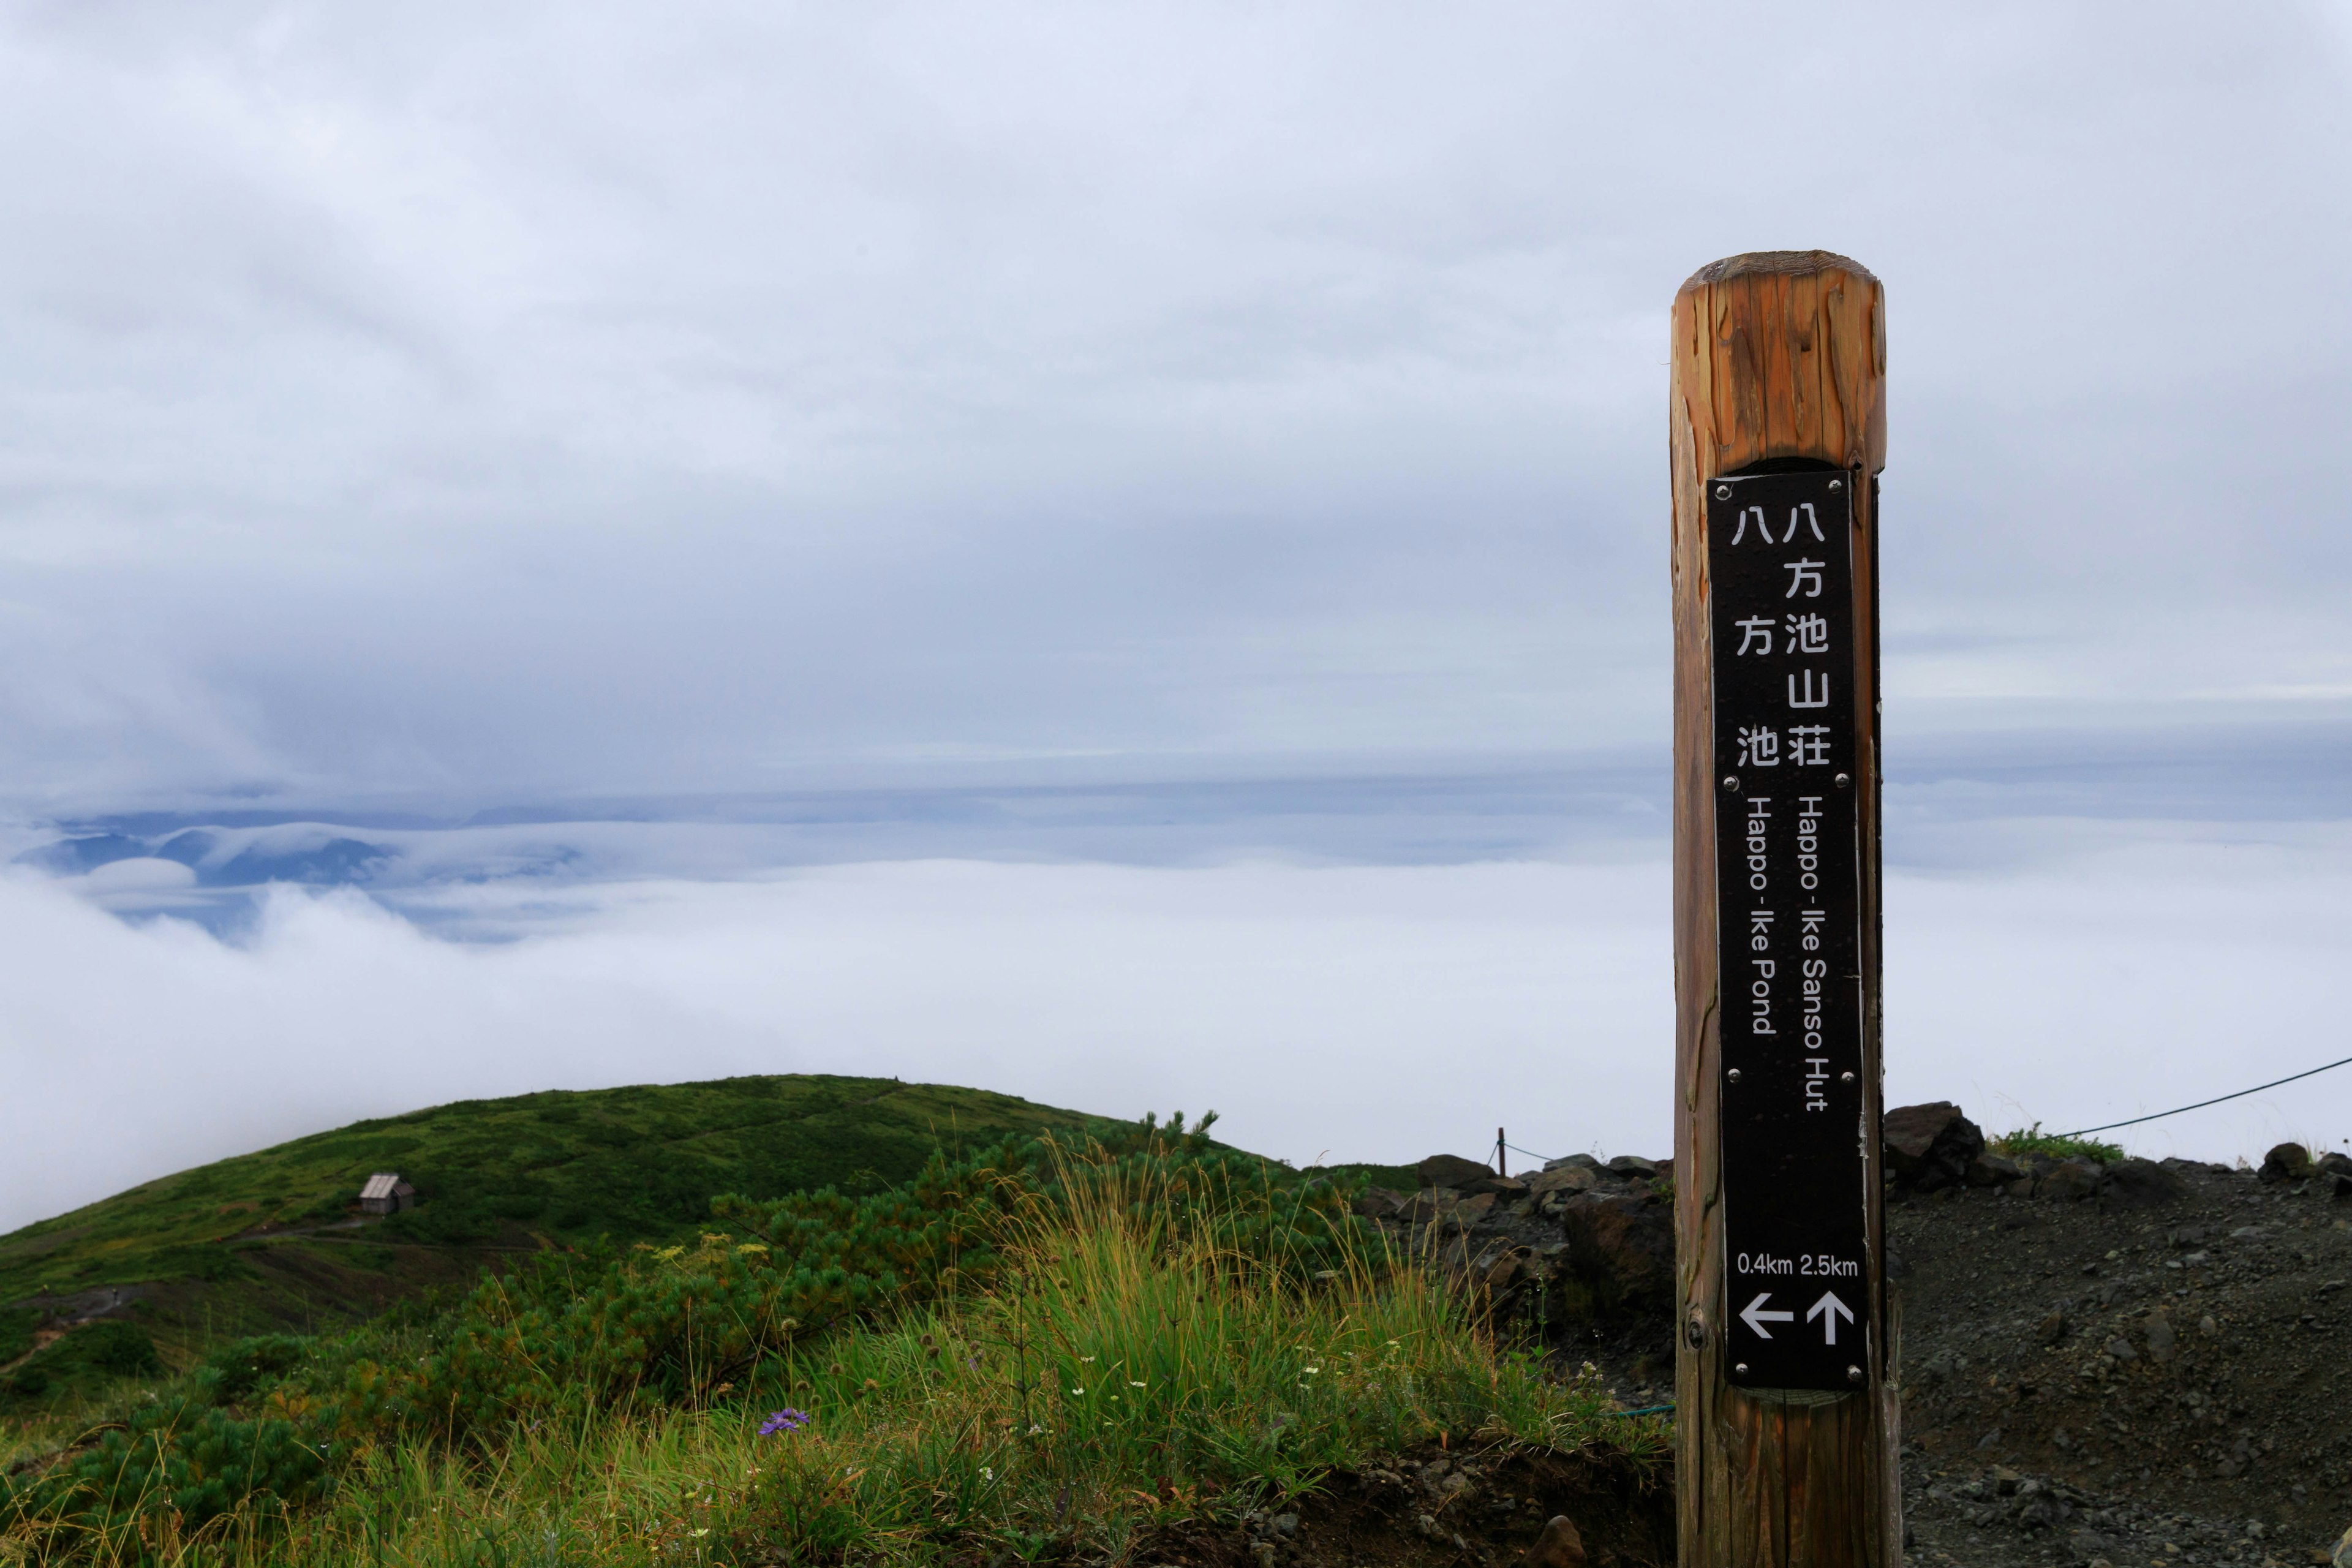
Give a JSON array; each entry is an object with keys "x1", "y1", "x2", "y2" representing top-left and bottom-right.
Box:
[{"x1": 1668, "y1": 252, "x2": 1897, "y2": 1566}]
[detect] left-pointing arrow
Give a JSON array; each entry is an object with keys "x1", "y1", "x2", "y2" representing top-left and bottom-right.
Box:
[
  {"x1": 1806, "y1": 1290, "x2": 1855, "y2": 1345},
  {"x1": 1738, "y1": 1292, "x2": 1794, "y2": 1339}
]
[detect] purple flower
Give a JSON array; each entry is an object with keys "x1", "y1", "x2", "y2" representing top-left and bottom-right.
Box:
[{"x1": 758, "y1": 1408, "x2": 812, "y2": 1436}]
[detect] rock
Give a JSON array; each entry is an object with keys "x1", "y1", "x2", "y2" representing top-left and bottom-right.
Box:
[
  {"x1": 2067, "y1": 1528, "x2": 2117, "y2": 1563},
  {"x1": 2038, "y1": 1158, "x2": 2105, "y2": 1202},
  {"x1": 2332, "y1": 1518, "x2": 2351, "y2": 1568},
  {"x1": 1968, "y1": 1151, "x2": 2024, "y2": 1188},
  {"x1": 1418, "y1": 1153, "x2": 1500, "y2": 1191},
  {"x1": 2038, "y1": 1307, "x2": 2067, "y2": 1344},
  {"x1": 2144, "y1": 1311, "x2": 2176, "y2": 1363},
  {"x1": 1883, "y1": 1102, "x2": 1986, "y2": 1190},
  {"x1": 1270, "y1": 1512, "x2": 1298, "y2": 1537},
  {"x1": 1397, "y1": 1188, "x2": 1458, "y2": 1226},
  {"x1": 1604, "y1": 1155, "x2": 1660, "y2": 1179},
  {"x1": 2319, "y1": 1151, "x2": 2352, "y2": 1178},
  {"x1": 1520, "y1": 1515, "x2": 1588, "y2": 1568},
  {"x1": 2260, "y1": 1142, "x2": 2315, "y2": 1184},
  {"x1": 2198, "y1": 1314, "x2": 2218, "y2": 1336},
  {"x1": 1552, "y1": 1188, "x2": 1676, "y2": 1325},
  {"x1": 2103, "y1": 1335, "x2": 2138, "y2": 1363},
  {"x1": 1525, "y1": 1166, "x2": 1596, "y2": 1201},
  {"x1": 1544, "y1": 1153, "x2": 1602, "y2": 1174},
  {"x1": 1488, "y1": 1175, "x2": 1529, "y2": 1197},
  {"x1": 1352, "y1": 1186, "x2": 1404, "y2": 1221},
  {"x1": 1458, "y1": 1191, "x2": 1497, "y2": 1221},
  {"x1": 2100, "y1": 1157, "x2": 2190, "y2": 1210},
  {"x1": 1471, "y1": 1242, "x2": 1532, "y2": 1291}
]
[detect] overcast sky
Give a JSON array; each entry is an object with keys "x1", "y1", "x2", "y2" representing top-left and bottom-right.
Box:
[
  {"x1": 4, "y1": 2, "x2": 2351, "y2": 1224},
  {"x1": 4, "y1": 0, "x2": 2348, "y2": 804}
]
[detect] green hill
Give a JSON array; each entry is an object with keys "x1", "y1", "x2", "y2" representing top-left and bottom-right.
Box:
[{"x1": 0, "y1": 1074, "x2": 1110, "y2": 1359}]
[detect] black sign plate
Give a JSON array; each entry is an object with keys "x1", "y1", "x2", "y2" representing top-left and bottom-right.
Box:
[{"x1": 1708, "y1": 469, "x2": 1871, "y2": 1393}]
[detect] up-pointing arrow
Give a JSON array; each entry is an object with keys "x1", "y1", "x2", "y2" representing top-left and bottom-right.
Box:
[
  {"x1": 1807, "y1": 1290, "x2": 1855, "y2": 1345},
  {"x1": 1739, "y1": 1292, "x2": 1794, "y2": 1339}
]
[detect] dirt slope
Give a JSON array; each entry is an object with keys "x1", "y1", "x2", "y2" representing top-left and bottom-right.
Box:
[{"x1": 1893, "y1": 1163, "x2": 2351, "y2": 1566}]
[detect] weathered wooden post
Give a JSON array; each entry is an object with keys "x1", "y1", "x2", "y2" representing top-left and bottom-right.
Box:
[{"x1": 1668, "y1": 252, "x2": 1896, "y2": 1567}]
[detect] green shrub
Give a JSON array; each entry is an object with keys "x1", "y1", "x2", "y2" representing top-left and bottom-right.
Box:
[
  {"x1": 1, "y1": 1117, "x2": 1392, "y2": 1559},
  {"x1": 3, "y1": 1396, "x2": 329, "y2": 1547},
  {"x1": 1992, "y1": 1123, "x2": 2125, "y2": 1164},
  {"x1": 195, "y1": 1335, "x2": 314, "y2": 1407},
  {"x1": 2, "y1": 1320, "x2": 164, "y2": 1404},
  {"x1": 223, "y1": 1144, "x2": 1654, "y2": 1567},
  {"x1": 0, "y1": 1306, "x2": 37, "y2": 1365}
]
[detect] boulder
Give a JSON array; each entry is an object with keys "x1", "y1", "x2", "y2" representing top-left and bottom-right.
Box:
[
  {"x1": 1520, "y1": 1515, "x2": 1587, "y2": 1568},
  {"x1": 1525, "y1": 1166, "x2": 1597, "y2": 1201},
  {"x1": 1604, "y1": 1155, "x2": 1660, "y2": 1180},
  {"x1": 2318, "y1": 1151, "x2": 2352, "y2": 1178},
  {"x1": 1551, "y1": 1188, "x2": 1676, "y2": 1325},
  {"x1": 1417, "y1": 1153, "x2": 1499, "y2": 1192},
  {"x1": 1543, "y1": 1153, "x2": 1602, "y2": 1174},
  {"x1": 2332, "y1": 1518, "x2": 2351, "y2": 1568},
  {"x1": 1967, "y1": 1151, "x2": 2024, "y2": 1188},
  {"x1": 2259, "y1": 1142, "x2": 2314, "y2": 1183},
  {"x1": 2037, "y1": 1158, "x2": 2104, "y2": 1202},
  {"x1": 1466, "y1": 1238, "x2": 1534, "y2": 1293},
  {"x1": 1352, "y1": 1186, "x2": 1405, "y2": 1221},
  {"x1": 1883, "y1": 1102, "x2": 1985, "y2": 1191},
  {"x1": 1396, "y1": 1188, "x2": 1459, "y2": 1226},
  {"x1": 2098, "y1": 1158, "x2": 2189, "y2": 1211}
]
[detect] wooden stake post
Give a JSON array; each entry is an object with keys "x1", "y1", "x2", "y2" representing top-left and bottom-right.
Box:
[{"x1": 1668, "y1": 252, "x2": 1896, "y2": 1567}]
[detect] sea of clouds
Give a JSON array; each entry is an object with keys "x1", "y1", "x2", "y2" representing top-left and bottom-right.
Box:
[{"x1": 5, "y1": 756, "x2": 2347, "y2": 1235}]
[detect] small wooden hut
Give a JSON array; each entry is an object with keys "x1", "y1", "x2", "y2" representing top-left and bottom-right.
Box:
[{"x1": 358, "y1": 1172, "x2": 417, "y2": 1216}]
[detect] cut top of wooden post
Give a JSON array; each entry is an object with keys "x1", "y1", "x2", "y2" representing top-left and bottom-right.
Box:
[{"x1": 1671, "y1": 251, "x2": 1885, "y2": 478}]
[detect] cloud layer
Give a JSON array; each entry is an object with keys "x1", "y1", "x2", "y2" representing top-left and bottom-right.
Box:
[{"x1": 8, "y1": 830, "x2": 2348, "y2": 1234}]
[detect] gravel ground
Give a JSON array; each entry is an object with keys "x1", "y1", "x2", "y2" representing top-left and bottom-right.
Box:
[{"x1": 1889, "y1": 1163, "x2": 2351, "y2": 1566}]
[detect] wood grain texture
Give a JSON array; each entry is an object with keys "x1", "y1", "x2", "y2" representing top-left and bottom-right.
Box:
[{"x1": 1668, "y1": 252, "x2": 1896, "y2": 1568}]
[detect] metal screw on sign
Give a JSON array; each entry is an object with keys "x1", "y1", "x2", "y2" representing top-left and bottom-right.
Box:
[
  {"x1": 1715, "y1": 484, "x2": 1732, "y2": 499},
  {"x1": 1734, "y1": 1363, "x2": 1749, "y2": 1376},
  {"x1": 1848, "y1": 1366, "x2": 1864, "y2": 1384},
  {"x1": 1727, "y1": 1069, "x2": 1741, "y2": 1082},
  {"x1": 1835, "y1": 772, "x2": 1852, "y2": 788},
  {"x1": 1828, "y1": 479, "x2": 1844, "y2": 491},
  {"x1": 1722, "y1": 775, "x2": 1740, "y2": 791}
]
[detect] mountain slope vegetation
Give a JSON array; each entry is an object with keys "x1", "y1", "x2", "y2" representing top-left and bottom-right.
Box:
[{"x1": 0, "y1": 1074, "x2": 1110, "y2": 1353}]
